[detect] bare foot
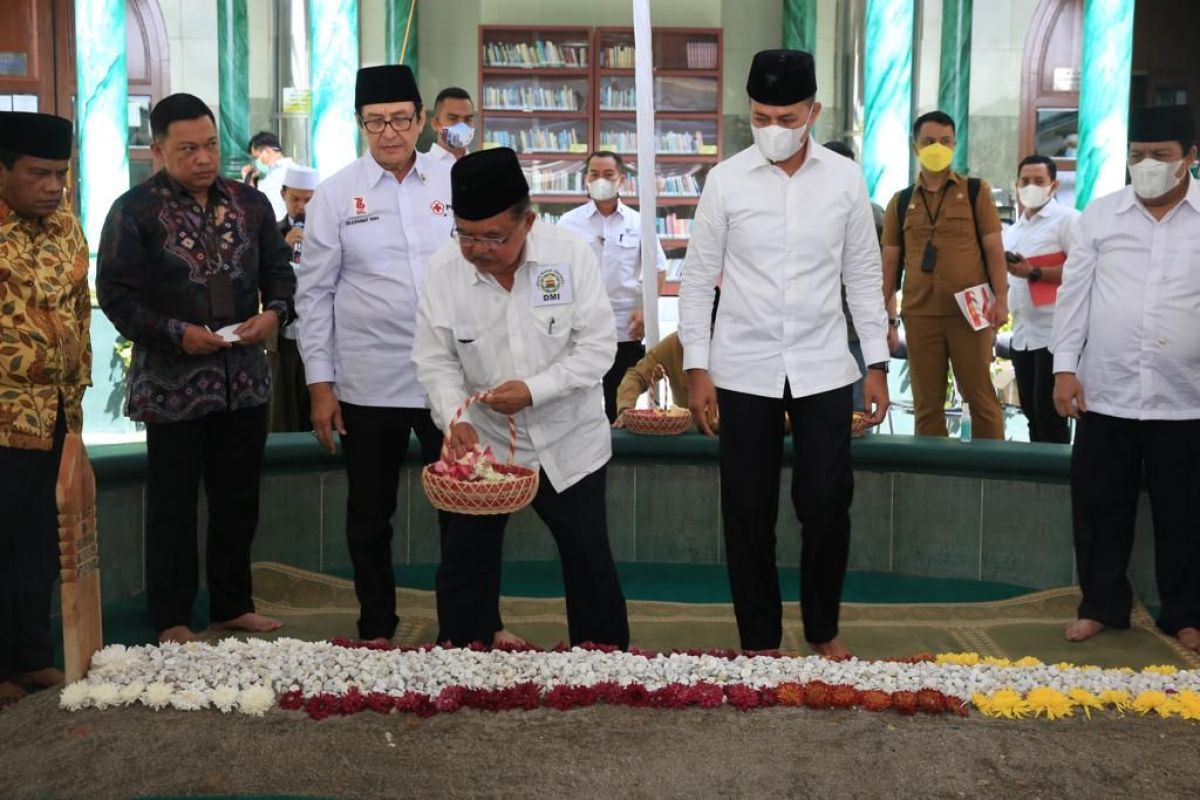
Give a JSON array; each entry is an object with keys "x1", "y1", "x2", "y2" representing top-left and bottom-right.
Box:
[
  {"x1": 492, "y1": 628, "x2": 529, "y2": 648},
  {"x1": 0, "y1": 681, "x2": 28, "y2": 708},
  {"x1": 17, "y1": 667, "x2": 64, "y2": 689},
  {"x1": 211, "y1": 612, "x2": 283, "y2": 634},
  {"x1": 810, "y1": 638, "x2": 852, "y2": 660},
  {"x1": 158, "y1": 625, "x2": 202, "y2": 644},
  {"x1": 1064, "y1": 618, "x2": 1106, "y2": 642},
  {"x1": 1177, "y1": 627, "x2": 1200, "y2": 652}
]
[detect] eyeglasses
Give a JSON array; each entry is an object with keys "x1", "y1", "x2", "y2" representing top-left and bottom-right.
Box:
[
  {"x1": 360, "y1": 115, "x2": 417, "y2": 134},
  {"x1": 452, "y1": 226, "x2": 519, "y2": 249}
]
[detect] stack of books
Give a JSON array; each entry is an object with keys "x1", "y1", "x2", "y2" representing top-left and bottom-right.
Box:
[
  {"x1": 484, "y1": 40, "x2": 588, "y2": 68},
  {"x1": 484, "y1": 84, "x2": 583, "y2": 111}
]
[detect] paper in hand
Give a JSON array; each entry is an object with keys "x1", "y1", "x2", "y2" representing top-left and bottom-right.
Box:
[
  {"x1": 954, "y1": 284, "x2": 995, "y2": 332},
  {"x1": 213, "y1": 323, "x2": 242, "y2": 343}
]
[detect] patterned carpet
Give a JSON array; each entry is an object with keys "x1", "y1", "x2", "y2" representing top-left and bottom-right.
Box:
[{"x1": 249, "y1": 562, "x2": 1199, "y2": 669}]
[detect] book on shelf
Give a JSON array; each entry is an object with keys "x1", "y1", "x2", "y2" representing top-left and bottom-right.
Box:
[
  {"x1": 598, "y1": 84, "x2": 636, "y2": 111},
  {"x1": 600, "y1": 130, "x2": 711, "y2": 154},
  {"x1": 656, "y1": 212, "x2": 693, "y2": 238},
  {"x1": 484, "y1": 126, "x2": 585, "y2": 153},
  {"x1": 483, "y1": 84, "x2": 582, "y2": 111},
  {"x1": 685, "y1": 41, "x2": 718, "y2": 70},
  {"x1": 620, "y1": 173, "x2": 702, "y2": 197},
  {"x1": 484, "y1": 40, "x2": 588, "y2": 68},
  {"x1": 524, "y1": 168, "x2": 587, "y2": 195},
  {"x1": 600, "y1": 45, "x2": 636, "y2": 69}
]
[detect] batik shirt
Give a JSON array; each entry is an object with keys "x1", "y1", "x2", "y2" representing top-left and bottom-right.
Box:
[
  {"x1": 96, "y1": 171, "x2": 294, "y2": 423},
  {"x1": 0, "y1": 200, "x2": 92, "y2": 450}
]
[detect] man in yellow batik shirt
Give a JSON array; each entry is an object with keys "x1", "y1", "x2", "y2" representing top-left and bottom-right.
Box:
[{"x1": 0, "y1": 112, "x2": 91, "y2": 707}]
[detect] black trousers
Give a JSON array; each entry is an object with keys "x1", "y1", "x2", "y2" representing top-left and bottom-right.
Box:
[
  {"x1": 717, "y1": 383, "x2": 854, "y2": 649},
  {"x1": 144, "y1": 405, "x2": 268, "y2": 633},
  {"x1": 0, "y1": 410, "x2": 66, "y2": 680},
  {"x1": 339, "y1": 403, "x2": 445, "y2": 640},
  {"x1": 1071, "y1": 412, "x2": 1200, "y2": 635},
  {"x1": 603, "y1": 341, "x2": 646, "y2": 422},
  {"x1": 1011, "y1": 346, "x2": 1070, "y2": 443},
  {"x1": 268, "y1": 336, "x2": 311, "y2": 433},
  {"x1": 435, "y1": 466, "x2": 629, "y2": 649}
]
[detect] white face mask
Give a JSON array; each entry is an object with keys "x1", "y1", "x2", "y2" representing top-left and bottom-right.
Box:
[
  {"x1": 588, "y1": 177, "x2": 619, "y2": 202},
  {"x1": 1129, "y1": 158, "x2": 1184, "y2": 199},
  {"x1": 751, "y1": 106, "x2": 814, "y2": 163},
  {"x1": 1017, "y1": 184, "x2": 1053, "y2": 210},
  {"x1": 443, "y1": 122, "x2": 474, "y2": 150}
]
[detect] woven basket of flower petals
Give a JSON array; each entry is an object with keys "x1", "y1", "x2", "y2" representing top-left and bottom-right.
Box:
[
  {"x1": 620, "y1": 364, "x2": 693, "y2": 436},
  {"x1": 421, "y1": 394, "x2": 539, "y2": 515},
  {"x1": 850, "y1": 411, "x2": 870, "y2": 438}
]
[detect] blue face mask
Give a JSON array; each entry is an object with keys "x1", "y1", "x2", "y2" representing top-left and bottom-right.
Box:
[{"x1": 444, "y1": 122, "x2": 475, "y2": 150}]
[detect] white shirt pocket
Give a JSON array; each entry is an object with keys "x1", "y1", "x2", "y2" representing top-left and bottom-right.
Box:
[{"x1": 452, "y1": 323, "x2": 494, "y2": 387}]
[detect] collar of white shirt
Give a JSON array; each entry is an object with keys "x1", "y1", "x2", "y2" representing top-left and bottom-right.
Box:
[
  {"x1": 582, "y1": 198, "x2": 631, "y2": 220},
  {"x1": 1114, "y1": 172, "x2": 1200, "y2": 216},
  {"x1": 363, "y1": 151, "x2": 431, "y2": 188},
  {"x1": 1015, "y1": 197, "x2": 1070, "y2": 227}
]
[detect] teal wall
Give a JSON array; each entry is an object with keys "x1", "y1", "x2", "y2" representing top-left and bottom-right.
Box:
[{"x1": 88, "y1": 434, "x2": 1163, "y2": 612}]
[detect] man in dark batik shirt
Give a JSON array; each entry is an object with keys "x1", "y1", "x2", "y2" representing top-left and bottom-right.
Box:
[{"x1": 97, "y1": 94, "x2": 295, "y2": 644}]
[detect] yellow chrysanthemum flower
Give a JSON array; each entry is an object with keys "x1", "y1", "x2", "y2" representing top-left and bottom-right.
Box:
[
  {"x1": 987, "y1": 688, "x2": 1030, "y2": 719},
  {"x1": 935, "y1": 652, "x2": 980, "y2": 666},
  {"x1": 972, "y1": 692, "x2": 995, "y2": 716},
  {"x1": 1078, "y1": 664, "x2": 1101, "y2": 672},
  {"x1": 1025, "y1": 687, "x2": 1074, "y2": 720},
  {"x1": 1175, "y1": 690, "x2": 1200, "y2": 721},
  {"x1": 1068, "y1": 688, "x2": 1104, "y2": 719},
  {"x1": 1142, "y1": 664, "x2": 1179, "y2": 676},
  {"x1": 1132, "y1": 690, "x2": 1175, "y2": 717},
  {"x1": 1098, "y1": 689, "x2": 1132, "y2": 711},
  {"x1": 1012, "y1": 656, "x2": 1043, "y2": 668},
  {"x1": 981, "y1": 656, "x2": 1012, "y2": 668},
  {"x1": 1053, "y1": 662, "x2": 1076, "y2": 671}
]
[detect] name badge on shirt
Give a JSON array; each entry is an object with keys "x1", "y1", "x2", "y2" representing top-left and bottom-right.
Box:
[{"x1": 531, "y1": 264, "x2": 573, "y2": 307}]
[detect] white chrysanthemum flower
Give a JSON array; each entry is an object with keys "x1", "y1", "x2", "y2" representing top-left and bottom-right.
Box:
[
  {"x1": 59, "y1": 681, "x2": 91, "y2": 711},
  {"x1": 237, "y1": 685, "x2": 275, "y2": 716},
  {"x1": 170, "y1": 688, "x2": 209, "y2": 711},
  {"x1": 210, "y1": 686, "x2": 239, "y2": 713},
  {"x1": 118, "y1": 682, "x2": 145, "y2": 706},
  {"x1": 88, "y1": 683, "x2": 121, "y2": 710},
  {"x1": 142, "y1": 682, "x2": 174, "y2": 710}
]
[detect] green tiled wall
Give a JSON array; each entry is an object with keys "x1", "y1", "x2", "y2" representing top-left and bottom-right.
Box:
[{"x1": 92, "y1": 456, "x2": 1163, "y2": 610}]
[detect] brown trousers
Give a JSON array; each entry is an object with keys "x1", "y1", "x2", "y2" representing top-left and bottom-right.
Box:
[{"x1": 903, "y1": 313, "x2": 1004, "y2": 439}]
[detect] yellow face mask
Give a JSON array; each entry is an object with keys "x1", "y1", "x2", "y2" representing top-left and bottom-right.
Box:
[{"x1": 917, "y1": 142, "x2": 954, "y2": 172}]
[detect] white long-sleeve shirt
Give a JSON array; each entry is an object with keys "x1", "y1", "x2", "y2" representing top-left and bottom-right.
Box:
[
  {"x1": 1002, "y1": 199, "x2": 1079, "y2": 351},
  {"x1": 296, "y1": 152, "x2": 454, "y2": 407},
  {"x1": 1050, "y1": 177, "x2": 1200, "y2": 420},
  {"x1": 678, "y1": 141, "x2": 889, "y2": 399},
  {"x1": 557, "y1": 199, "x2": 667, "y2": 341},
  {"x1": 413, "y1": 222, "x2": 616, "y2": 492},
  {"x1": 257, "y1": 157, "x2": 295, "y2": 220}
]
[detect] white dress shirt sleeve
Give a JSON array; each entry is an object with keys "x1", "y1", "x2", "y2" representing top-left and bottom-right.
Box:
[
  {"x1": 842, "y1": 175, "x2": 890, "y2": 366},
  {"x1": 413, "y1": 259, "x2": 469, "y2": 433},
  {"x1": 523, "y1": 241, "x2": 618, "y2": 407},
  {"x1": 678, "y1": 167, "x2": 727, "y2": 371},
  {"x1": 294, "y1": 184, "x2": 342, "y2": 385},
  {"x1": 1050, "y1": 210, "x2": 1095, "y2": 373}
]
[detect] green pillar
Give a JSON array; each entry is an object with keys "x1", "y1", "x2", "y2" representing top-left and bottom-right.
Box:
[
  {"x1": 1076, "y1": 0, "x2": 1134, "y2": 209},
  {"x1": 311, "y1": 0, "x2": 361, "y2": 177},
  {"x1": 387, "y1": 0, "x2": 419, "y2": 73},
  {"x1": 863, "y1": 0, "x2": 914, "y2": 205},
  {"x1": 938, "y1": 0, "x2": 972, "y2": 174},
  {"x1": 782, "y1": 0, "x2": 817, "y2": 54},
  {"x1": 74, "y1": 0, "x2": 128, "y2": 253},
  {"x1": 218, "y1": 0, "x2": 250, "y2": 179}
]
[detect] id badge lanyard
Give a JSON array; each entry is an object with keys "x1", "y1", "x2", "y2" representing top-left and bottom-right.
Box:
[
  {"x1": 204, "y1": 202, "x2": 235, "y2": 320},
  {"x1": 917, "y1": 183, "x2": 951, "y2": 274}
]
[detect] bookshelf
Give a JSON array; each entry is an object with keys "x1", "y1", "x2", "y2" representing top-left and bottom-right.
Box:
[{"x1": 479, "y1": 25, "x2": 722, "y2": 296}]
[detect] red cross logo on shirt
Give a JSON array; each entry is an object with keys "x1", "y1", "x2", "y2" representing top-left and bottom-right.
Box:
[{"x1": 430, "y1": 200, "x2": 446, "y2": 216}]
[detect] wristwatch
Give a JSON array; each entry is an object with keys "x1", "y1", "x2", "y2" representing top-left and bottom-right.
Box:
[
  {"x1": 868, "y1": 362, "x2": 889, "y2": 373},
  {"x1": 272, "y1": 306, "x2": 290, "y2": 326},
  {"x1": 1029, "y1": 267, "x2": 1043, "y2": 282},
  {"x1": 888, "y1": 318, "x2": 901, "y2": 328}
]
